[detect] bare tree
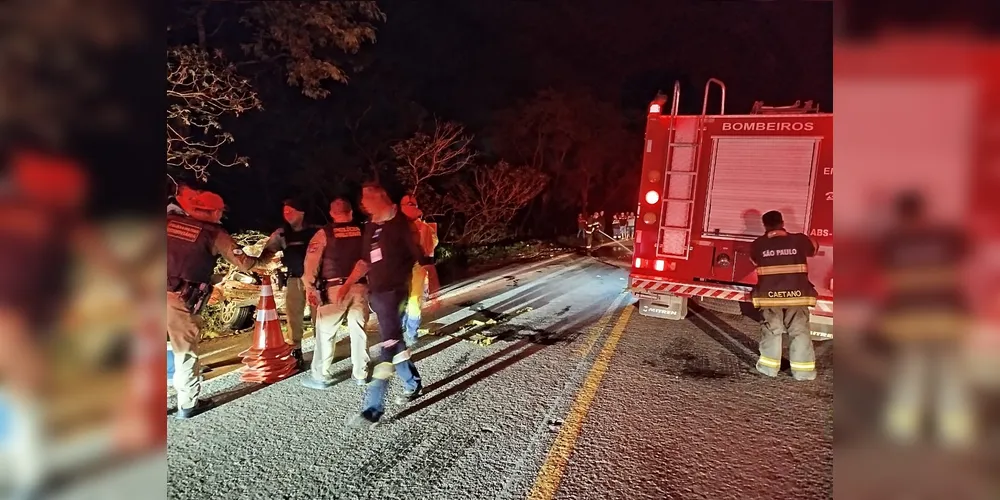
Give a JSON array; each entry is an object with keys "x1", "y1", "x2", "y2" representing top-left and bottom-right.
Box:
[
  {"x1": 167, "y1": 1, "x2": 385, "y2": 180},
  {"x1": 451, "y1": 161, "x2": 548, "y2": 245},
  {"x1": 167, "y1": 45, "x2": 262, "y2": 181},
  {"x1": 392, "y1": 119, "x2": 476, "y2": 191},
  {"x1": 391, "y1": 119, "x2": 477, "y2": 217}
]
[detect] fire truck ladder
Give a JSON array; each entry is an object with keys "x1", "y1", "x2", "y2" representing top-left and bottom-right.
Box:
[{"x1": 658, "y1": 78, "x2": 726, "y2": 260}]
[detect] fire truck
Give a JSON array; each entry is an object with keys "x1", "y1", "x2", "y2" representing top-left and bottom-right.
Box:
[{"x1": 628, "y1": 79, "x2": 833, "y2": 340}]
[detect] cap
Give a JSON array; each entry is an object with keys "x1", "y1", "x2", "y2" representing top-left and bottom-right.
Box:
[
  {"x1": 330, "y1": 197, "x2": 353, "y2": 214},
  {"x1": 177, "y1": 186, "x2": 225, "y2": 213},
  {"x1": 283, "y1": 198, "x2": 307, "y2": 212}
]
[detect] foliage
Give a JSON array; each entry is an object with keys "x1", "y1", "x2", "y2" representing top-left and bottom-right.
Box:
[
  {"x1": 167, "y1": 46, "x2": 262, "y2": 181},
  {"x1": 450, "y1": 162, "x2": 548, "y2": 245},
  {"x1": 490, "y1": 88, "x2": 637, "y2": 214},
  {"x1": 391, "y1": 119, "x2": 476, "y2": 216},
  {"x1": 167, "y1": 0, "x2": 385, "y2": 180},
  {"x1": 0, "y1": 0, "x2": 144, "y2": 150},
  {"x1": 238, "y1": 1, "x2": 386, "y2": 99},
  {"x1": 389, "y1": 118, "x2": 548, "y2": 245}
]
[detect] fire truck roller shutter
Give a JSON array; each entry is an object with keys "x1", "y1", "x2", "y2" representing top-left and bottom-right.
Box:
[{"x1": 704, "y1": 137, "x2": 820, "y2": 238}]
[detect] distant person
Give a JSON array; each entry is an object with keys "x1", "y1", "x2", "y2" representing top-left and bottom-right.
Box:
[
  {"x1": 300, "y1": 197, "x2": 370, "y2": 388},
  {"x1": 585, "y1": 212, "x2": 600, "y2": 252},
  {"x1": 749, "y1": 210, "x2": 818, "y2": 381},
  {"x1": 611, "y1": 213, "x2": 621, "y2": 240},
  {"x1": 339, "y1": 182, "x2": 440, "y2": 428},
  {"x1": 577, "y1": 213, "x2": 587, "y2": 239},
  {"x1": 400, "y1": 194, "x2": 439, "y2": 347},
  {"x1": 260, "y1": 198, "x2": 319, "y2": 370},
  {"x1": 626, "y1": 212, "x2": 636, "y2": 239}
]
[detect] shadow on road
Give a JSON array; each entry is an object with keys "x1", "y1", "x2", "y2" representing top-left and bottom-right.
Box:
[
  {"x1": 688, "y1": 303, "x2": 834, "y2": 374},
  {"x1": 193, "y1": 261, "x2": 604, "y2": 413},
  {"x1": 394, "y1": 293, "x2": 617, "y2": 421}
]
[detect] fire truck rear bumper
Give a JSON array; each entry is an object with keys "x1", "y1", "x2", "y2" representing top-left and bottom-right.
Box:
[{"x1": 629, "y1": 275, "x2": 833, "y2": 340}]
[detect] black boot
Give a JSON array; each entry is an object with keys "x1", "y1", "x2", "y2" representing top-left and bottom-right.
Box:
[
  {"x1": 176, "y1": 399, "x2": 215, "y2": 420},
  {"x1": 291, "y1": 348, "x2": 305, "y2": 371}
]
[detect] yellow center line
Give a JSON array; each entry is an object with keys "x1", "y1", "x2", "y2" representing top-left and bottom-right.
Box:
[
  {"x1": 572, "y1": 292, "x2": 629, "y2": 358},
  {"x1": 528, "y1": 305, "x2": 635, "y2": 500}
]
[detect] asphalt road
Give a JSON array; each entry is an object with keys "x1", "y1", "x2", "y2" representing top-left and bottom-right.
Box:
[{"x1": 167, "y1": 253, "x2": 833, "y2": 500}]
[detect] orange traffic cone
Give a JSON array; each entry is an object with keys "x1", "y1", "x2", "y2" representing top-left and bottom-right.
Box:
[{"x1": 239, "y1": 275, "x2": 298, "y2": 383}]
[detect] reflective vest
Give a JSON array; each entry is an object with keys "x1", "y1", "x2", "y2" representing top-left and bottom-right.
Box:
[
  {"x1": 167, "y1": 213, "x2": 222, "y2": 286},
  {"x1": 278, "y1": 225, "x2": 318, "y2": 278},
  {"x1": 319, "y1": 221, "x2": 364, "y2": 280},
  {"x1": 750, "y1": 230, "x2": 817, "y2": 308}
]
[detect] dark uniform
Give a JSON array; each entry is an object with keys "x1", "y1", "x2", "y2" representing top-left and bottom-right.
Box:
[
  {"x1": 358, "y1": 207, "x2": 431, "y2": 423},
  {"x1": 167, "y1": 199, "x2": 259, "y2": 417},
  {"x1": 262, "y1": 224, "x2": 319, "y2": 356},
  {"x1": 876, "y1": 222, "x2": 972, "y2": 446},
  {"x1": 750, "y1": 228, "x2": 818, "y2": 380},
  {"x1": 302, "y1": 220, "x2": 370, "y2": 385}
]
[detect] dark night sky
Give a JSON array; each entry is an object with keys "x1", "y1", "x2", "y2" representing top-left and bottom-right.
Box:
[{"x1": 204, "y1": 0, "x2": 832, "y2": 231}]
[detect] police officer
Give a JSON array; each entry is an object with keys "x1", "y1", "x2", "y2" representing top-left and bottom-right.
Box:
[
  {"x1": 301, "y1": 197, "x2": 370, "y2": 388},
  {"x1": 168, "y1": 186, "x2": 264, "y2": 418},
  {"x1": 400, "y1": 194, "x2": 439, "y2": 347},
  {"x1": 339, "y1": 182, "x2": 439, "y2": 428},
  {"x1": 260, "y1": 198, "x2": 319, "y2": 369},
  {"x1": 749, "y1": 210, "x2": 818, "y2": 381}
]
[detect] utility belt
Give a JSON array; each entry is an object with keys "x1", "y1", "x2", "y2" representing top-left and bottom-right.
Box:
[
  {"x1": 168, "y1": 277, "x2": 211, "y2": 315},
  {"x1": 319, "y1": 276, "x2": 367, "y2": 304}
]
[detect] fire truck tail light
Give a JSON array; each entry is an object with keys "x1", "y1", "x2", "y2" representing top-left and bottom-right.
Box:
[
  {"x1": 654, "y1": 260, "x2": 665, "y2": 271},
  {"x1": 642, "y1": 212, "x2": 657, "y2": 224},
  {"x1": 649, "y1": 103, "x2": 661, "y2": 114},
  {"x1": 634, "y1": 258, "x2": 642, "y2": 268},
  {"x1": 644, "y1": 190, "x2": 660, "y2": 204}
]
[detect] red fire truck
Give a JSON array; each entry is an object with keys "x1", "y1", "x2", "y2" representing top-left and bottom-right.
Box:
[{"x1": 629, "y1": 79, "x2": 833, "y2": 340}]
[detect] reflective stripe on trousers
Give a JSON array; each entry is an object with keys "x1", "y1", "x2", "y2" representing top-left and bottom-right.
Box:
[{"x1": 757, "y1": 306, "x2": 815, "y2": 379}]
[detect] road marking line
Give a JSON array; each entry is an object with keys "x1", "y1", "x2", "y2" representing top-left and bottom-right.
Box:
[
  {"x1": 572, "y1": 293, "x2": 629, "y2": 358},
  {"x1": 528, "y1": 305, "x2": 635, "y2": 500}
]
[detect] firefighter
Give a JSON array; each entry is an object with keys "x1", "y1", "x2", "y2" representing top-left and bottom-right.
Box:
[
  {"x1": 749, "y1": 210, "x2": 818, "y2": 381},
  {"x1": 577, "y1": 213, "x2": 587, "y2": 240},
  {"x1": 611, "y1": 213, "x2": 621, "y2": 240},
  {"x1": 168, "y1": 186, "x2": 265, "y2": 418},
  {"x1": 260, "y1": 198, "x2": 319, "y2": 369},
  {"x1": 875, "y1": 192, "x2": 973, "y2": 448},
  {"x1": 584, "y1": 212, "x2": 599, "y2": 253},
  {"x1": 339, "y1": 181, "x2": 439, "y2": 428},
  {"x1": 400, "y1": 194, "x2": 439, "y2": 347},
  {"x1": 301, "y1": 197, "x2": 370, "y2": 388}
]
